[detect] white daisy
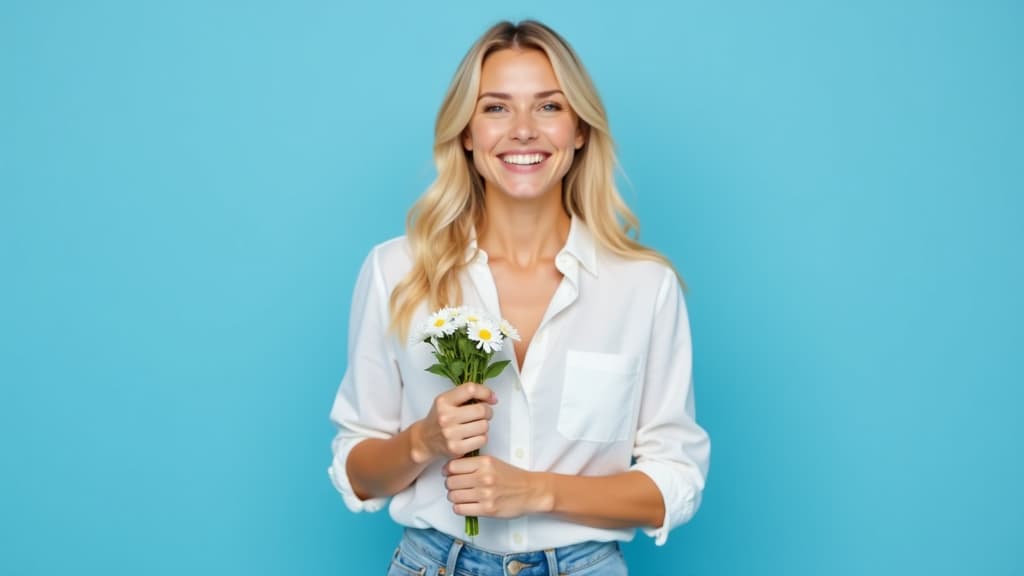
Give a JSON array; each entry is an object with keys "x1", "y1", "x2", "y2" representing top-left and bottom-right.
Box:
[
  {"x1": 423, "y1": 309, "x2": 457, "y2": 338},
  {"x1": 452, "y1": 307, "x2": 488, "y2": 333},
  {"x1": 498, "y1": 319, "x2": 521, "y2": 342},
  {"x1": 442, "y1": 306, "x2": 463, "y2": 329},
  {"x1": 467, "y1": 320, "x2": 504, "y2": 354}
]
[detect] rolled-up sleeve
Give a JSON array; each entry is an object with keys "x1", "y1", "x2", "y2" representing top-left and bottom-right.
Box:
[
  {"x1": 630, "y1": 267, "x2": 711, "y2": 545},
  {"x1": 327, "y1": 246, "x2": 402, "y2": 513}
]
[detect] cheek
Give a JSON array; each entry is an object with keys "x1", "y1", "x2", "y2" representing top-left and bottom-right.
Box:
[
  {"x1": 472, "y1": 152, "x2": 491, "y2": 176},
  {"x1": 546, "y1": 121, "x2": 581, "y2": 149},
  {"x1": 467, "y1": 123, "x2": 504, "y2": 152}
]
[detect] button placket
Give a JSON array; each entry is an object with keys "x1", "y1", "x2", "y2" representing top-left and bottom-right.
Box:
[
  {"x1": 509, "y1": 516, "x2": 528, "y2": 551},
  {"x1": 508, "y1": 385, "x2": 530, "y2": 467}
]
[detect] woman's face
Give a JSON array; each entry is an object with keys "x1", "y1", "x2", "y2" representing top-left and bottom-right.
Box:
[{"x1": 463, "y1": 48, "x2": 584, "y2": 203}]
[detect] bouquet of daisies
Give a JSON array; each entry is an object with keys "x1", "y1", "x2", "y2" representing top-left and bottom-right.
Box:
[{"x1": 412, "y1": 306, "x2": 520, "y2": 536}]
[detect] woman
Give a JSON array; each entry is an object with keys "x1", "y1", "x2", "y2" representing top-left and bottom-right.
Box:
[{"x1": 328, "y1": 20, "x2": 710, "y2": 575}]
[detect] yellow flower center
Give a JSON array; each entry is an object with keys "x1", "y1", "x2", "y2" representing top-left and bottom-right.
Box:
[
  {"x1": 433, "y1": 318, "x2": 445, "y2": 327},
  {"x1": 479, "y1": 329, "x2": 492, "y2": 341}
]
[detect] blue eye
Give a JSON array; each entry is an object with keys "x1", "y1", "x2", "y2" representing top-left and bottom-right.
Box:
[
  {"x1": 483, "y1": 104, "x2": 506, "y2": 113},
  {"x1": 540, "y1": 102, "x2": 562, "y2": 112}
]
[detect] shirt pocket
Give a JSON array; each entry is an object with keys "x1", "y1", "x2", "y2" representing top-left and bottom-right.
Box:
[{"x1": 558, "y1": 350, "x2": 640, "y2": 443}]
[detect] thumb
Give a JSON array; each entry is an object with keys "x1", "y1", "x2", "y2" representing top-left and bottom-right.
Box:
[{"x1": 455, "y1": 382, "x2": 495, "y2": 404}]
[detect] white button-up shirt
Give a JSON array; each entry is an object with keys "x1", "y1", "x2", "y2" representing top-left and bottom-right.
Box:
[{"x1": 328, "y1": 216, "x2": 710, "y2": 552}]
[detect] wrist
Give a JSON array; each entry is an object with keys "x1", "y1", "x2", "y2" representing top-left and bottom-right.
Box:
[
  {"x1": 531, "y1": 471, "x2": 557, "y2": 514},
  {"x1": 407, "y1": 420, "x2": 433, "y2": 465}
]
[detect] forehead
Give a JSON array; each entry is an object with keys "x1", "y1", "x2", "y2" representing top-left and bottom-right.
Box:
[{"x1": 478, "y1": 48, "x2": 562, "y2": 94}]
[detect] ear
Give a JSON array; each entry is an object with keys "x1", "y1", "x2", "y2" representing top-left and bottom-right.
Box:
[
  {"x1": 575, "y1": 123, "x2": 588, "y2": 150},
  {"x1": 462, "y1": 129, "x2": 473, "y2": 152}
]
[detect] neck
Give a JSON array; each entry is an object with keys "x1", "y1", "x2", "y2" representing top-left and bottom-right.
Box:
[{"x1": 477, "y1": 185, "x2": 571, "y2": 269}]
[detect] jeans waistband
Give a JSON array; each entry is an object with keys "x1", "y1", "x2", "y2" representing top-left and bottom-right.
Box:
[{"x1": 400, "y1": 527, "x2": 620, "y2": 575}]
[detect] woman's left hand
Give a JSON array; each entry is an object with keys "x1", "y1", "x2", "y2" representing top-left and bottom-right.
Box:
[{"x1": 442, "y1": 455, "x2": 553, "y2": 518}]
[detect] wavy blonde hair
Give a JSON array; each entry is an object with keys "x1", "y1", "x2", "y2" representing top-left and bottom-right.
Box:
[{"x1": 389, "y1": 20, "x2": 684, "y2": 339}]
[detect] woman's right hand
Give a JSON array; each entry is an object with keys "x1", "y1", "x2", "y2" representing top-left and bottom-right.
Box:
[{"x1": 410, "y1": 383, "x2": 497, "y2": 465}]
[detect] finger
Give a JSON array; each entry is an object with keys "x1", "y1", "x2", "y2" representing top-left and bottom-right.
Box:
[
  {"x1": 445, "y1": 383, "x2": 479, "y2": 405},
  {"x1": 438, "y1": 436, "x2": 487, "y2": 459},
  {"x1": 450, "y1": 403, "x2": 492, "y2": 426},
  {"x1": 445, "y1": 456, "x2": 482, "y2": 476},
  {"x1": 442, "y1": 403, "x2": 491, "y2": 427},
  {"x1": 478, "y1": 403, "x2": 495, "y2": 421},
  {"x1": 451, "y1": 383, "x2": 495, "y2": 405},
  {"x1": 446, "y1": 488, "x2": 478, "y2": 504},
  {"x1": 439, "y1": 385, "x2": 471, "y2": 408},
  {"x1": 444, "y1": 473, "x2": 476, "y2": 491},
  {"x1": 458, "y1": 434, "x2": 488, "y2": 456},
  {"x1": 475, "y1": 385, "x2": 498, "y2": 405},
  {"x1": 462, "y1": 384, "x2": 497, "y2": 405},
  {"x1": 445, "y1": 420, "x2": 488, "y2": 442},
  {"x1": 439, "y1": 438, "x2": 486, "y2": 459},
  {"x1": 440, "y1": 423, "x2": 488, "y2": 457},
  {"x1": 453, "y1": 502, "x2": 492, "y2": 517}
]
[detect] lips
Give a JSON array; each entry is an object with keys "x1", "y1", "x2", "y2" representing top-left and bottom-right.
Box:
[{"x1": 498, "y1": 151, "x2": 550, "y2": 166}]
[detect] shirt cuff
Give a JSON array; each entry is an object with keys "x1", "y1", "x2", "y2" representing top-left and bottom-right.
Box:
[
  {"x1": 631, "y1": 461, "x2": 701, "y2": 546},
  {"x1": 328, "y1": 437, "x2": 390, "y2": 513}
]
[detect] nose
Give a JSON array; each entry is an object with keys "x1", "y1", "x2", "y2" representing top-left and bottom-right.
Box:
[{"x1": 510, "y1": 112, "x2": 537, "y2": 143}]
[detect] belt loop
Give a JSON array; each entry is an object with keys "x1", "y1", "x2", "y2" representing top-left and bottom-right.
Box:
[
  {"x1": 544, "y1": 548, "x2": 558, "y2": 575},
  {"x1": 445, "y1": 538, "x2": 465, "y2": 575}
]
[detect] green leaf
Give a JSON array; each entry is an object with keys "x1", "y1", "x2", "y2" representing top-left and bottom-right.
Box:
[
  {"x1": 425, "y1": 364, "x2": 449, "y2": 378},
  {"x1": 449, "y1": 360, "x2": 466, "y2": 381},
  {"x1": 483, "y1": 359, "x2": 512, "y2": 380},
  {"x1": 458, "y1": 337, "x2": 475, "y2": 358},
  {"x1": 441, "y1": 337, "x2": 456, "y2": 355},
  {"x1": 426, "y1": 363, "x2": 460, "y2": 385}
]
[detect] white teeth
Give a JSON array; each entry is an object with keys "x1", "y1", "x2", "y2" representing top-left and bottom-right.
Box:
[{"x1": 501, "y1": 153, "x2": 545, "y2": 166}]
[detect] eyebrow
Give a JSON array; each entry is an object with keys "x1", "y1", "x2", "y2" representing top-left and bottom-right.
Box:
[{"x1": 477, "y1": 89, "x2": 565, "y2": 101}]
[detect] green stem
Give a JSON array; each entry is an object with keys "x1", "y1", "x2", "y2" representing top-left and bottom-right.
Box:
[{"x1": 464, "y1": 447, "x2": 480, "y2": 537}]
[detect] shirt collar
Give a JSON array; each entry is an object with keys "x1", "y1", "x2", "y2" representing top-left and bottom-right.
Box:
[
  {"x1": 464, "y1": 213, "x2": 598, "y2": 278},
  {"x1": 560, "y1": 214, "x2": 599, "y2": 277}
]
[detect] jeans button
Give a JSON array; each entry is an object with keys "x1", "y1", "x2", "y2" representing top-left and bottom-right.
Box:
[{"x1": 506, "y1": 559, "x2": 532, "y2": 575}]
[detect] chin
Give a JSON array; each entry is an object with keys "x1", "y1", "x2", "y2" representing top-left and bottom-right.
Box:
[
  {"x1": 487, "y1": 177, "x2": 560, "y2": 200},
  {"x1": 496, "y1": 187, "x2": 553, "y2": 201}
]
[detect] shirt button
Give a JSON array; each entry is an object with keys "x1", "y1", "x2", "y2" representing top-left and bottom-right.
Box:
[
  {"x1": 514, "y1": 448, "x2": 525, "y2": 459},
  {"x1": 513, "y1": 532, "x2": 523, "y2": 545}
]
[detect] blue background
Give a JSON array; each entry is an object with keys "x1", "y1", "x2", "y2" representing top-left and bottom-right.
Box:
[{"x1": 2, "y1": 0, "x2": 1021, "y2": 574}]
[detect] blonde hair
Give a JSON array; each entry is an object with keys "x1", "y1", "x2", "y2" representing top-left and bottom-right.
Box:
[{"x1": 389, "y1": 20, "x2": 684, "y2": 339}]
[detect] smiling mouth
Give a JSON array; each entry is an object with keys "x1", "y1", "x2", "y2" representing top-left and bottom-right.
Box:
[{"x1": 500, "y1": 153, "x2": 549, "y2": 166}]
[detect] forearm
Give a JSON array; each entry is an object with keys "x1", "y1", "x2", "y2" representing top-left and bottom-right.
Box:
[
  {"x1": 535, "y1": 470, "x2": 665, "y2": 530},
  {"x1": 346, "y1": 420, "x2": 433, "y2": 500}
]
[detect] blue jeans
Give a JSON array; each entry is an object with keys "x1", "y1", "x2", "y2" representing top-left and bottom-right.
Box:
[{"x1": 387, "y1": 527, "x2": 629, "y2": 576}]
